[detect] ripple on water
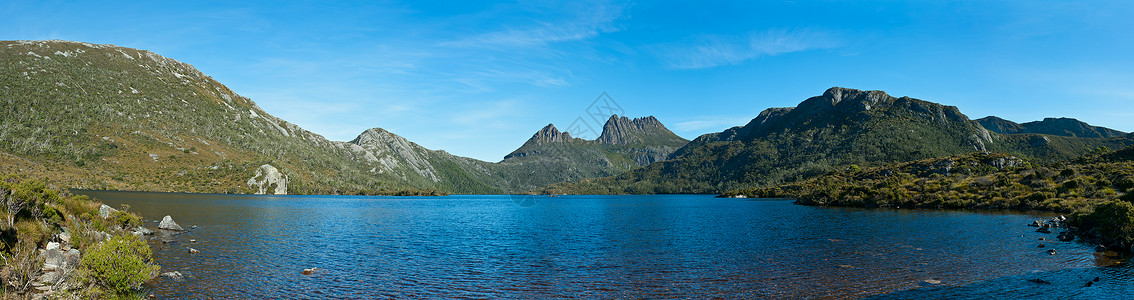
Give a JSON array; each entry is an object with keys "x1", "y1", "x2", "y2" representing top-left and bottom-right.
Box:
[{"x1": 77, "y1": 191, "x2": 1133, "y2": 299}]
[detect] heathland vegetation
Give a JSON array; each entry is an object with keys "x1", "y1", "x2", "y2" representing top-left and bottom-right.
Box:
[
  {"x1": 721, "y1": 146, "x2": 1134, "y2": 250},
  {"x1": 0, "y1": 174, "x2": 158, "y2": 298}
]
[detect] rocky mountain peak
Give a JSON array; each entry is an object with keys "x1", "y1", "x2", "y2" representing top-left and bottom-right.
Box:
[
  {"x1": 596, "y1": 115, "x2": 678, "y2": 145},
  {"x1": 527, "y1": 124, "x2": 574, "y2": 145},
  {"x1": 350, "y1": 128, "x2": 410, "y2": 147},
  {"x1": 802, "y1": 87, "x2": 895, "y2": 113}
]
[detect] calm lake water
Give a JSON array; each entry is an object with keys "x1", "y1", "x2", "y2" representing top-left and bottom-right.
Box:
[{"x1": 78, "y1": 191, "x2": 1133, "y2": 299}]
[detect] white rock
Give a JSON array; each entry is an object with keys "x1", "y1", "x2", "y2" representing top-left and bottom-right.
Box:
[
  {"x1": 246, "y1": 164, "x2": 288, "y2": 195},
  {"x1": 159, "y1": 215, "x2": 184, "y2": 231},
  {"x1": 98, "y1": 204, "x2": 118, "y2": 219}
]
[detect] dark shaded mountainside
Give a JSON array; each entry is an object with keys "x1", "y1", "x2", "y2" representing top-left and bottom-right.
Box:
[
  {"x1": 544, "y1": 87, "x2": 1133, "y2": 194},
  {"x1": 0, "y1": 40, "x2": 686, "y2": 194},
  {"x1": 977, "y1": 116, "x2": 1126, "y2": 138}
]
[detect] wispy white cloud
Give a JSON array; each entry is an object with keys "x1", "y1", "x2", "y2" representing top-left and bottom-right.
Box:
[
  {"x1": 671, "y1": 116, "x2": 756, "y2": 133},
  {"x1": 655, "y1": 29, "x2": 839, "y2": 69},
  {"x1": 443, "y1": 1, "x2": 627, "y2": 48}
]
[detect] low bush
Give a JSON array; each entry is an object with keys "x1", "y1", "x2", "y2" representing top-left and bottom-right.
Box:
[
  {"x1": 80, "y1": 234, "x2": 159, "y2": 294},
  {"x1": 1073, "y1": 200, "x2": 1134, "y2": 248},
  {"x1": 111, "y1": 211, "x2": 141, "y2": 229}
]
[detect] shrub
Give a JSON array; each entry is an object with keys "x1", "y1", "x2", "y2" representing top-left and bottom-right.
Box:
[
  {"x1": 43, "y1": 205, "x2": 63, "y2": 225},
  {"x1": 14, "y1": 220, "x2": 46, "y2": 247},
  {"x1": 62, "y1": 195, "x2": 99, "y2": 217},
  {"x1": 80, "y1": 235, "x2": 159, "y2": 294},
  {"x1": 1075, "y1": 200, "x2": 1134, "y2": 247},
  {"x1": 111, "y1": 211, "x2": 141, "y2": 229},
  {"x1": 0, "y1": 241, "x2": 43, "y2": 294}
]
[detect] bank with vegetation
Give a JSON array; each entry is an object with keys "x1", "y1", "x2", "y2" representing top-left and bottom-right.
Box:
[
  {"x1": 723, "y1": 147, "x2": 1134, "y2": 251},
  {"x1": 0, "y1": 173, "x2": 159, "y2": 298}
]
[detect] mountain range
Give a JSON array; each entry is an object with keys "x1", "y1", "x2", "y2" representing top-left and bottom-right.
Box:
[
  {"x1": 543, "y1": 87, "x2": 1132, "y2": 194},
  {"x1": 1, "y1": 40, "x2": 1129, "y2": 195},
  {"x1": 0, "y1": 39, "x2": 686, "y2": 194}
]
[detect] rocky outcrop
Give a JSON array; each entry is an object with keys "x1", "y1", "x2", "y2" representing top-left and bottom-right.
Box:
[
  {"x1": 159, "y1": 215, "x2": 184, "y2": 231},
  {"x1": 596, "y1": 115, "x2": 678, "y2": 145},
  {"x1": 504, "y1": 124, "x2": 577, "y2": 159},
  {"x1": 347, "y1": 128, "x2": 441, "y2": 182},
  {"x1": 36, "y1": 242, "x2": 81, "y2": 289},
  {"x1": 525, "y1": 124, "x2": 574, "y2": 145},
  {"x1": 247, "y1": 164, "x2": 288, "y2": 195}
]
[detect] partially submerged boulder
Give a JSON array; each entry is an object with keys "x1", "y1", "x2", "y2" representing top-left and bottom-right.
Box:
[
  {"x1": 161, "y1": 271, "x2": 185, "y2": 282},
  {"x1": 159, "y1": 215, "x2": 184, "y2": 231}
]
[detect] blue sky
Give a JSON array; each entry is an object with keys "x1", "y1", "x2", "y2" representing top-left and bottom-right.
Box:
[{"x1": 5, "y1": 1, "x2": 1134, "y2": 161}]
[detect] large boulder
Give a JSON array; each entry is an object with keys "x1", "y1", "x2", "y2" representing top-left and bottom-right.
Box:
[
  {"x1": 98, "y1": 204, "x2": 118, "y2": 219},
  {"x1": 247, "y1": 164, "x2": 288, "y2": 195},
  {"x1": 159, "y1": 215, "x2": 184, "y2": 231},
  {"x1": 62, "y1": 249, "x2": 80, "y2": 269},
  {"x1": 43, "y1": 244, "x2": 63, "y2": 271}
]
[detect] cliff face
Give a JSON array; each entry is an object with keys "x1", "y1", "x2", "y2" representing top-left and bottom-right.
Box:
[{"x1": 596, "y1": 115, "x2": 678, "y2": 145}]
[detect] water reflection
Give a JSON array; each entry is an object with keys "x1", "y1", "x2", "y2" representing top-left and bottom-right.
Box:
[{"x1": 78, "y1": 191, "x2": 1130, "y2": 299}]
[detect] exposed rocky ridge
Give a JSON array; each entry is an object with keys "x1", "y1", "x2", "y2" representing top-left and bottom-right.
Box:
[
  {"x1": 596, "y1": 115, "x2": 678, "y2": 145},
  {"x1": 342, "y1": 113, "x2": 690, "y2": 193},
  {"x1": 505, "y1": 115, "x2": 687, "y2": 161},
  {"x1": 978, "y1": 116, "x2": 1126, "y2": 138},
  {"x1": 504, "y1": 125, "x2": 577, "y2": 159},
  {"x1": 544, "y1": 87, "x2": 1134, "y2": 194}
]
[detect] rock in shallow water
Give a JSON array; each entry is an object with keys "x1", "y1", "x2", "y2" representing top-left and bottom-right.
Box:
[
  {"x1": 161, "y1": 271, "x2": 185, "y2": 282},
  {"x1": 159, "y1": 215, "x2": 184, "y2": 231}
]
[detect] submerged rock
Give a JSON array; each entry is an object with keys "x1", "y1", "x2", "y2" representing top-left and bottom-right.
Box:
[
  {"x1": 161, "y1": 271, "x2": 185, "y2": 282},
  {"x1": 1036, "y1": 227, "x2": 1051, "y2": 233},
  {"x1": 159, "y1": 215, "x2": 184, "y2": 231},
  {"x1": 1028, "y1": 278, "x2": 1052, "y2": 284}
]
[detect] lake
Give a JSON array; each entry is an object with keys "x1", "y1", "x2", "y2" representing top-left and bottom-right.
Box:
[{"x1": 78, "y1": 191, "x2": 1133, "y2": 299}]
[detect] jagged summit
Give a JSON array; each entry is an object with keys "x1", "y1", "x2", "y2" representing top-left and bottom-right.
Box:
[
  {"x1": 796, "y1": 87, "x2": 896, "y2": 113},
  {"x1": 503, "y1": 115, "x2": 689, "y2": 164},
  {"x1": 977, "y1": 116, "x2": 1126, "y2": 138},
  {"x1": 595, "y1": 115, "x2": 681, "y2": 145},
  {"x1": 529, "y1": 124, "x2": 575, "y2": 145}
]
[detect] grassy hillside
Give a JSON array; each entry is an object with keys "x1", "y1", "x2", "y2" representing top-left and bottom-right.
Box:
[{"x1": 0, "y1": 40, "x2": 690, "y2": 194}]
